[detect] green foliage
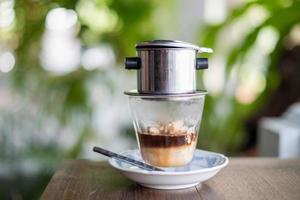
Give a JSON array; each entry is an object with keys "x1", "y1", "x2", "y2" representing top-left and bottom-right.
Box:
[
  {"x1": 0, "y1": 0, "x2": 169, "y2": 198},
  {"x1": 8, "y1": 0, "x2": 164, "y2": 159},
  {"x1": 198, "y1": 0, "x2": 300, "y2": 154}
]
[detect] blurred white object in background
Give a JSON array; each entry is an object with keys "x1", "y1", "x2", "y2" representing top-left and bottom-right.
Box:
[
  {"x1": 258, "y1": 103, "x2": 300, "y2": 158},
  {"x1": 204, "y1": 0, "x2": 227, "y2": 25},
  {"x1": 81, "y1": 45, "x2": 115, "y2": 70},
  {"x1": 40, "y1": 8, "x2": 80, "y2": 75},
  {"x1": 0, "y1": 51, "x2": 15, "y2": 73},
  {"x1": 0, "y1": 0, "x2": 15, "y2": 28}
]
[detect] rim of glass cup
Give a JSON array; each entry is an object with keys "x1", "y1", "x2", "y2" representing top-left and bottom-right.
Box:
[{"x1": 124, "y1": 89, "x2": 207, "y2": 99}]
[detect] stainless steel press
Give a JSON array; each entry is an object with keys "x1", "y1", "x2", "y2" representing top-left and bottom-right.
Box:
[
  {"x1": 125, "y1": 40, "x2": 212, "y2": 94},
  {"x1": 124, "y1": 40, "x2": 211, "y2": 168}
]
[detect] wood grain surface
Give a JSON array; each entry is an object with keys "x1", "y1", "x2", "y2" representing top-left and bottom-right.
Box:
[{"x1": 41, "y1": 158, "x2": 300, "y2": 200}]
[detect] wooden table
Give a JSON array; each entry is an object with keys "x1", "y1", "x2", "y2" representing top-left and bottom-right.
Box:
[{"x1": 41, "y1": 158, "x2": 300, "y2": 200}]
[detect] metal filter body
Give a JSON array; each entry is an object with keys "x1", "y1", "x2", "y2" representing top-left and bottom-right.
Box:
[
  {"x1": 137, "y1": 48, "x2": 196, "y2": 94},
  {"x1": 125, "y1": 40, "x2": 212, "y2": 95}
]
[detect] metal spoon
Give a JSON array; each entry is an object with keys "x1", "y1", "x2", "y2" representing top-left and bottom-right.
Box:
[{"x1": 93, "y1": 146, "x2": 164, "y2": 172}]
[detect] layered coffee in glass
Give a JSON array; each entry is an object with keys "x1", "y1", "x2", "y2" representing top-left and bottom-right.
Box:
[{"x1": 126, "y1": 91, "x2": 206, "y2": 167}]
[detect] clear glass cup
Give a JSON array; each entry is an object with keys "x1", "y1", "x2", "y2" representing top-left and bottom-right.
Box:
[{"x1": 126, "y1": 91, "x2": 206, "y2": 167}]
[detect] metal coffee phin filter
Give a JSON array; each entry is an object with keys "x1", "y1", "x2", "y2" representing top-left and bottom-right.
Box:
[
  {"x1": 125, "y1": 40, "x2": 212, "y2": 95},
  {"x1": 124, "y1": 40, "x2": 212, "y2": 167}
]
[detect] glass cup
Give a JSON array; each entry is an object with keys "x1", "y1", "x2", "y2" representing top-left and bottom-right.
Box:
[{"x1": 126, "y1": 91, "x2": 206, "y2": 167}]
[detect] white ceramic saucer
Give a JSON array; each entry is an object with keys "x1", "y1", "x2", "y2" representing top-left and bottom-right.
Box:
[{"x1": 109, "y1": 149, "x2": 229, "y2": 190}]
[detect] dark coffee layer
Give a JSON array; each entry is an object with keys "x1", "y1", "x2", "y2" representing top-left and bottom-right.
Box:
[{"x1": 138, "y1": 133, "x2": 197, "y2": 148}]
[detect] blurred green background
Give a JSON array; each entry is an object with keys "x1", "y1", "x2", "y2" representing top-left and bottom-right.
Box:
[{"x1": 0, "y1": 0, "x2": 300, "y2": 199}]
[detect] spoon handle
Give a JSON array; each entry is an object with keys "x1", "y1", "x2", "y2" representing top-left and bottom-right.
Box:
[{"x1": 93, "y1": 146, "x2": 164, "y2": 171}]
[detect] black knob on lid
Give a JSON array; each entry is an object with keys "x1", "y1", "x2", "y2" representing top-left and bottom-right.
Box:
[
  {"x1": 125, "y1": 57, "x2": 141, "y2": 70},
  {"x1": 196, "y1": 58, "x2": 208, "y2": 70}
]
